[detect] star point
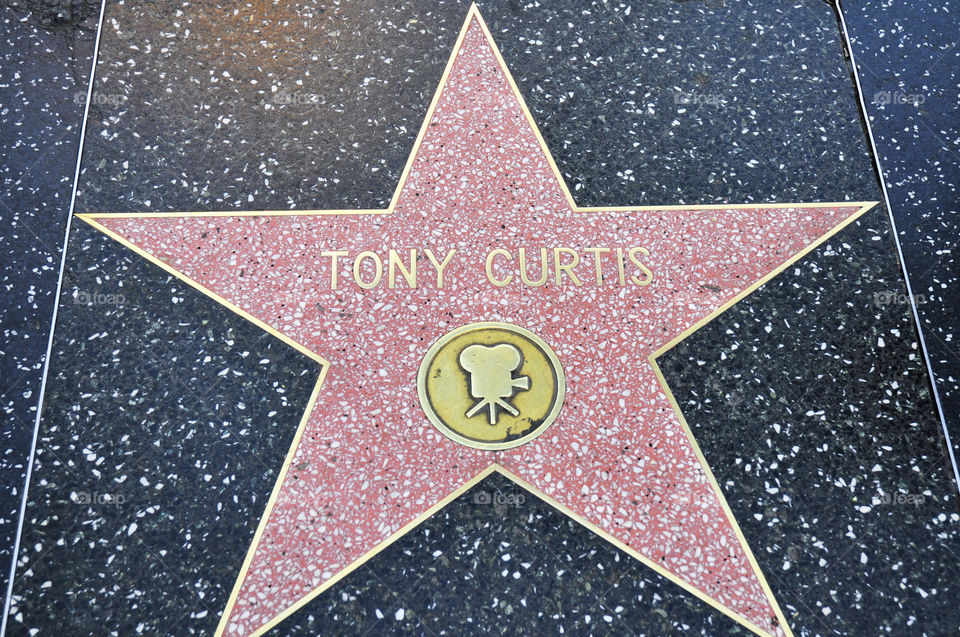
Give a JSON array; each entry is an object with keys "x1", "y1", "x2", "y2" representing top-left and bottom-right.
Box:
[{"x1": 78, "y1": 8, "x2": 877, "y2": 637}]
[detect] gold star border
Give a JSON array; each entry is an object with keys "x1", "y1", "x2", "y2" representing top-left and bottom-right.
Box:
[{"x1": 76, "y1": 5, "x2": 879, "y2": 636}]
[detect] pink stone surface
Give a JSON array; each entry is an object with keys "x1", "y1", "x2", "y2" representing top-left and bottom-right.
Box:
[{"x1": 95, "y1": 17, "x2": 866, "y2": 636}]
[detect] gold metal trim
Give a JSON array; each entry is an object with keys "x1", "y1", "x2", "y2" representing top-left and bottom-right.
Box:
[
  {"x1": 643, "y1": 195, "x2": 878, "y2": 637},
  {"x1": 76, "y1": 200, "x2": 876, "y2": 219},
  {"x1": 76, "y1": 215, "x2": 328, "y2": 367},
  {"x1": 70, "y1": 4, "x2": 883, "y2": 636},
  {"x1": 649, "y1": 201, "x2": 876, "y2": 360},
  {"x1": 251, "y1": 463, "x2": 774, "y2": 636},
  {"x1": 249, "y1": 464, "x2": 500, "y2": 636},
  {"x1": 416, "y1": 322, "x2": 565, "y2": 451},
  {"x1": 74, "y1": 1, "x2": 878, "y2": 221}
]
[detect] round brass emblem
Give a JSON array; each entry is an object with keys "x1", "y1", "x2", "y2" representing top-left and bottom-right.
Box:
[{"x1": 417, "y1": 322, "x2": 565, "y2": 450}]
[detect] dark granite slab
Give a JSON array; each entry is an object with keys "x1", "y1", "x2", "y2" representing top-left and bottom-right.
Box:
[
  {"x1": 656, "y1": 204, "x2": 960, "y2": 635},
  {"x1": 0, "y1": 1, "x2": 97, "y2": 605},
  {"x1": 2, "y1": 1, "x2": 957, "y2": 636},
  {"x1": 75, "y1": 0, "x2": 877, "y2": 214},
  {"x1": 5, "y1": 221, "x2": 322, "y2": 635},
  {"x1": 270, "y1": 472, "x2": 751, "y2": 636},
  {"x1": 841, "y1": 0, "x2": 960, "y2": 473}
]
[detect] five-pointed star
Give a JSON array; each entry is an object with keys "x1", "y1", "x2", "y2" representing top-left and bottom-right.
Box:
[{"x1": 80, "y1": 6, "x2": 874, "y2": 636}]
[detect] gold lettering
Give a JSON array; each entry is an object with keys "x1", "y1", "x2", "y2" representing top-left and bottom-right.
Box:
[
  {"x1": 519, "y1": 248, "x2": 549, "y2": 287},
  {"x1": 425, "y1": 248, "x2": 457, "y2": 288},
  {"x1": 320, "y1": 250, "x2": 349, "y2": 289},
  {"x1": 485, "y1": 249, "x2": 513, "y2": 287},
  {"x1": 553, "y1": 247, "x2": 582, "y2": 287},
  {"x1": 616, "y1": 247, "x2": 626, "y2": 285},
  {"x1": 583, "y1": 247, "x2": 610, "y2": 286},
  {"x1": 628, "y1": 247, "x2": 654, "y2": 286},
  {"x1": 388, "y1": 249, "x2": 418, "y2": 289},
  {"x1": 353, "y1": 251, "x2": 383, "y2": 289}
]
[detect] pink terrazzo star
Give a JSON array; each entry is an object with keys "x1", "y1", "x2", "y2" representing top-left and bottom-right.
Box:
[{"x1": 81, "y1": 7, "x2": 873, "y2": 637}]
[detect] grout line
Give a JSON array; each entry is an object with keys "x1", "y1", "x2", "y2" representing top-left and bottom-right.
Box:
[
  {"x1": 1, "y1": 1, "x2": 110, "y2": 633},
  {"x1": 834, "y1": 0, "x2": 960, "y2": 497}
]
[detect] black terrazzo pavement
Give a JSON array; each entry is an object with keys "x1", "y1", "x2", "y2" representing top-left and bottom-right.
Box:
[
  {"x1": 0, "y1": 2, "x2": 96, "y2": 603},
  {"x1": 270, "y1": 472, "x2": 750, "y2": 637},
  {"x1": 75, "y1": 0, "x2": 877, "y2": 214},
  {"x1": 4, "y1": 1, "x2": 960, "y2": 635},
  {"x1": 5, "y1": 221, "x2": 322, "y2": 635},
  {"x1": 657, "y1": 205, "x2": 960, "y2": 635},
  {"x1": 842, "y1": 0, "x2": 960, "y2": 471}
]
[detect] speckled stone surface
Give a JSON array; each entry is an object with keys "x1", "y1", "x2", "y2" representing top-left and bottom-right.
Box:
[
  {"x1": 87, "y1": 16, "x2": 876, "y2": 632},
  {"x1": 5, "y1": 221, "x2": 322, "y2": 635},
  {"x1": 842, "y1": 0, "x2": 960, "y2": 467},
  {"x1": 656, "y1": 204, "x2": 960, "y2": 635},
  {"x1": 3, "y1": 0, "x2": 959, "y2": 636},
  {"x1": 0, "y1": 2, "x2": 96, "y2": 601},
  {"x1": 270, "y1": 472, "x2": 750, "y2": 636},
  {"x1": 75, "y1": 0, "x2": 877, "y2": 213}
]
